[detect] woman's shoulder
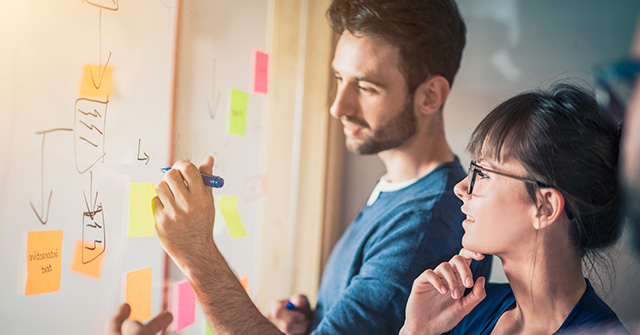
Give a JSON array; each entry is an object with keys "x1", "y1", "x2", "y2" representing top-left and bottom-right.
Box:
[{"x1": 557, "y1": 280, "x2": 626, "y2": 333}]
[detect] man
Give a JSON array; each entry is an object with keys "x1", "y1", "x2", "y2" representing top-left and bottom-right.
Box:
[{"x1": 107, "y1": 0, "x2": 492, "y2": 334}]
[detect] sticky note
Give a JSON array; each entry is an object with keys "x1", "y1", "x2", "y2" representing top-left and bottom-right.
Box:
[
  {"x1": 228, "y1": 89, "x2": 248, "y2": 136},
  {"x1": 79, "y1": 64, "x2": 113, "y2": 99},
  {"x1": 128, "y1": 183, "x2": 157, "y2": 237},
  {"x1": 171, "y1": 280, "x2": 196, "y2": 332},
  {"x1": 71, "y1": 240, "x2": 104, "y2": 278},
  {"x1": 126, "y1": 267, "x2": 152, "y2": 322},
  {"x1": 254, "y1": 51, "x2": 269, "y2": 94},
  {"x1": 206, "y1": 323, "x2": 214, "y2": 335},
  {"x1": 25, "y1": 230, "x2": 63, "y2": 296},
  {"x1": 239, "y1": 277, "x2": 249, "y2": 293},
  {"x1": 219, "y1": 196, "x2": 247, "y2": 238}
]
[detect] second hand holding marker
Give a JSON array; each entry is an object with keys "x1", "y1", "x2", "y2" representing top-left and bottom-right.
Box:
[{"x1": 160, "y1": 167, "x2": 225, "y2": 188}]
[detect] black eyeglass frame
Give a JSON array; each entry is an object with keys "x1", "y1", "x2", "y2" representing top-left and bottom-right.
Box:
[{"x1": 467, "y1": 160, "x2": 550, "y2": 195}]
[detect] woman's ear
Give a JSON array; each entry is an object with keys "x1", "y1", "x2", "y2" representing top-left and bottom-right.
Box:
[
  {"x1": 414, "y1": 75, "x2": 450, "y2": 116},
  {"x1": 533, "y1": 188, "x2": 566, "y2": 230}
]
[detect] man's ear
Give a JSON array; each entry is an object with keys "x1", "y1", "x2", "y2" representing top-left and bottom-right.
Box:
[
  {"x1": 533, "y1": 188, "x2": 567, "y2": 230},
  {"x1": 414, "y1": 75, "x2": 450, "y2": 116}
]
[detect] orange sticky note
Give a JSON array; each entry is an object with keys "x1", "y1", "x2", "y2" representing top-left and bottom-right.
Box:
[
  {"x1": 25, "y1": 230, "x2": 63, "y2": 296},
  {"x1": 71, "y1": 240, "x2": 104, "y2": 278},
  {"x1": 239, "y1": 277, "x2": 249, "y2": 293},
  {"x1": 79, "y1": 64, "x2": 113, "y2": 99},
  {"x1": 126, "y1": 267, "x2": 152, "y2": 322},
  {"x1": 128, "y1": 183, "x2": 157, "y2": 237}
]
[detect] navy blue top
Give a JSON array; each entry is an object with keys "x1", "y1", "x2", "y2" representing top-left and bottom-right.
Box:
[
  {"x1": 310, "y1": 158, "x2": 493, "y2": 335},
  {"x1": 451, "y1": 281, "x2": 626, "y2": 334}
]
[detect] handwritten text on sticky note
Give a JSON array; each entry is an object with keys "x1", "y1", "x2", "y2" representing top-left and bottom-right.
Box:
[
  {"x1": 126, "y1": 267, "x2": 152, "y2": 322},
  {"x1": 25, "y1": 230, "x2": 63, "y2": 296},
  {"x1": 219, "y1": 196, "x2": 247, "y2": 238},
  {"x1": 228, "y1": 89, "x2": 248, "y2": 136},
  {"x1": 128, "y1": 183, "x2": 157, "y2": 237}
]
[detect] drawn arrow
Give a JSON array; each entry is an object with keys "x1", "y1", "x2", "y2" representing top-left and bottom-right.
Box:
[
  {"x1": 207, "y1": 58, "x2": 221, "y2": 119},
  {"x1": 30, "y1": 191, "x2": 52, "y2": 225},
  {"x1": 137, "y1": 138, "x2": 150, "y2": 165},
  {"x1": 29, "y1": 128, "x2": 71, "y2": 225}
]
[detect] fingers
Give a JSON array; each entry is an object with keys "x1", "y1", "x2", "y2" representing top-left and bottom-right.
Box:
[
  {"x1": 414, "y1": 269, "x2": 448, "y2": 294},
  {"x1": 199, "y1": 156, "x2": 214, "y2": 175},
  {"x1": 289, "y1": 294, "x2": 311, "y2": 318},
  {"x1": 449, "y1": 255, "x2": 474, "y2": 288},
  {"x1": 144, "y1": 311, "x2": 173, "y2": 334},
  {"x1": 459, "y1": 248, "x2": 484, "y2": 261},
  {"x1": 106, "y1": 303, "x2": 131, "y2": 335},
  {"x1": 120, "y1": 319, "x2": 146, "y2": 335},
  {"x1": 460, "y1": 276, "x2": 487, "y2": 314},
  {"x1": 269, "y1": 299, "x2": 309, "y2": 335},
  {"x1": 437, "y1": 262, "x2": 465, "y2": 300}
]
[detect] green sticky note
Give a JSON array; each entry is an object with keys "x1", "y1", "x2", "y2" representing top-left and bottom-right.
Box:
[
  {"x1": 228, "y1": 89, "x2": 248, "y2": 136},
  {"x1": 219, "y1": 196, "x2": 247, "y2": 238},
  {"x1": 128, "y1": 183, "x2": 157, "y2": 237},
  {"x1": 205, "y1": 323, "x2": 214, "y2": 335}
]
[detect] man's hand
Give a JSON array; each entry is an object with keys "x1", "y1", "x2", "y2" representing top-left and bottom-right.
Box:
[
  {"x1": 106, "y1": 303, "x2": 172, "y2": 335},
  {"x1": 268, "y1": 294, "x2": 312, "y2": 335},
  {"x1": 399, "y1": 249, "x2": 487, "y2": 335},
  {"x1": 153, "y1": 156, "x2": 217, "y2": 271}
]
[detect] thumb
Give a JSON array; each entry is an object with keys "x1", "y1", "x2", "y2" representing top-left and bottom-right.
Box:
[
  {"x1": 199, "y1": 155, "x2": 214, "y2": 175},
  {"x1": 460, "y1": 276, "x2": 486, "y2": 315}
]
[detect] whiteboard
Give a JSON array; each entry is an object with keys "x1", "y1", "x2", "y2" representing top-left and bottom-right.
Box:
[
  {"x1": 0, "y1": 1, "x2": 174, "y2": 334},
  {"x1": 170, "y1": 0, "x2": 270, "y2": 334}
]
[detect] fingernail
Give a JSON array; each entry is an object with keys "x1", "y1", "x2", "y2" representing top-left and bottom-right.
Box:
[
  {"x1": 440, "y1": 286, "x2": 448, "y2": 294},
  {"x1": 453, "y1": 288, "x2": 459, "y2": 299},
  {"x1": 466, "y1": 278, "x2": 473, "y2": 287}
]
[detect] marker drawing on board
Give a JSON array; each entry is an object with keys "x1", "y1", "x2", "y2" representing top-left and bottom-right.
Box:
[{"x1": 160, "y1": 167, "x2": 225, "y2": 188}]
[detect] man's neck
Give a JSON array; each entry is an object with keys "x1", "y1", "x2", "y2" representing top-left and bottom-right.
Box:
[{"x1": 377, "y1": 127, "x2": 454, "y2": 183}]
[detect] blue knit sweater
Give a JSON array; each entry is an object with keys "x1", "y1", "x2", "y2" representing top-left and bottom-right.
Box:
[{"x1": 310, "y1": 158, "x2": 493, "y2": 335}]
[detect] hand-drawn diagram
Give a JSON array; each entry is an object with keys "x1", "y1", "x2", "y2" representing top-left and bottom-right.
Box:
[
  {"x1": 29, "y1": 2, "x2": 120, "y2": 268},
  {"x1": 29, "y1": 128, "x2": 73, "y2": 225},
  {"x1": 74, "y1": 98, "x2": 108, "y2": 174},
  {"x1": 137, "y1": 139, "x2": 150, "y2": 165},
  {"x1": 207, "y1": 58, "x2": 221, "y2": 119}
]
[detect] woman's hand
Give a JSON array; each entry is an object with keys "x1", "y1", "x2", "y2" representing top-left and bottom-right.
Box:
[{"x1": 399, "y1": 249, "x2": 487, "y2": 335}]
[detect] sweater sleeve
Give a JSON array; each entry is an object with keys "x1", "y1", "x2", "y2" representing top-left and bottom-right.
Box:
[{"x1": 311, "y1": 209, "x2": 463, "y2": 335}]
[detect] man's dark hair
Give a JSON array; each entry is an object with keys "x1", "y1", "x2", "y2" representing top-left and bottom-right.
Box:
[{"x1": 327, "y1": 0, "x2": 466, "y2": 93}]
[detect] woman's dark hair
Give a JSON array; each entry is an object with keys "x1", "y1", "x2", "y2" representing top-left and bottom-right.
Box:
[
  {"x1": 467, "y1": 83, "x2": 622, "y2": 256},
  {"x1": 327, "y1": 0, "x2": 466, "y2": 93}
]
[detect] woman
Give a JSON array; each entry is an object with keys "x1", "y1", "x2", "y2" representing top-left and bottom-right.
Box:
[{"x1": 399, "y1": 83, "x2": 626, "y2": 334}]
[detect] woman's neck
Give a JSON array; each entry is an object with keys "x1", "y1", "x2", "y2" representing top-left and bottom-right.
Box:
[{"x1": 493, "y1": 231, "x2": 587, "y2": 334}]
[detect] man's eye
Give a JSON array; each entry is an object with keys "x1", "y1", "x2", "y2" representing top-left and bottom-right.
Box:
[{"x1": 477, "y1": 170, "x2": 489, "y2": 179}]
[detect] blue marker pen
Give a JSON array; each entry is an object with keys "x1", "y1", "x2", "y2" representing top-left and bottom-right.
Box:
[
  {"x1": 286, "y1": 301, "x2": 296, "y2": 311},
  {"x1": 160, "y1": 167, "x2": 225, "y2": 188}
]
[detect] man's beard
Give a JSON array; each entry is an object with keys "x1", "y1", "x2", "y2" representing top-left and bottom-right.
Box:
[{"x1": 345, "y1": 96, "x2": 418, "y2": 155}]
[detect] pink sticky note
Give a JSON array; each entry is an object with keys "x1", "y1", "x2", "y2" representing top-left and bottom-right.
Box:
[
  {"x1": 170, "y1": 280, "x2": 196, "y2": 332},
  {"x1": 253, "y1": 50, "x2": 269, "y2": 94}
]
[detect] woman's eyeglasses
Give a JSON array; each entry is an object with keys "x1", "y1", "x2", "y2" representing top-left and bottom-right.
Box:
[{"x1": 467, "y1": 161, "x2": 549, "y2": 195}]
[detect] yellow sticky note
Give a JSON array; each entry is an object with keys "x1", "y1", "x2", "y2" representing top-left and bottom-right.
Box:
[
  {"x1": 126, "y1": 267, "x2": 152, "y2": 322},
  {"x1": 219, "y1": 196, "x2": 247, "y2": 238},
  {"x1": 25, "y1": 230, "x2": 63, "y2": 296},
  {"x1": 206, "y1": 323, "x2": 214, "y2": 335},
  {"x1": 128, "y1": 183, "x2": 157, "y2": 237},
  {"x1": 79, "y1": 64, "x2": 113, "y2": 99},
  {"x1": 228, "y1": 89, "x2": 248, "y2": 136},
  {"x1": 71, "y1": 240, "x2": 104, "y2": 278}
]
